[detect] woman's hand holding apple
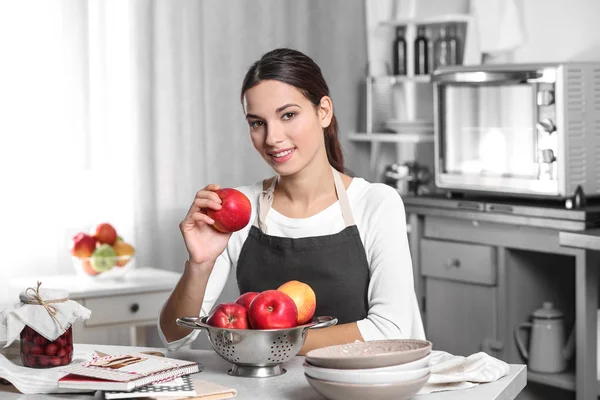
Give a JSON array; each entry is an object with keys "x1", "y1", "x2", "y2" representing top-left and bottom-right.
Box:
[{"x1": 180, "y1": 184, "x2": 232, "y2": 266}]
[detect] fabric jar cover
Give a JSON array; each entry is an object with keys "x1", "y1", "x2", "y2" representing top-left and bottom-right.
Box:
[{"x1": 0, "y1": 282, "x2": 91, "y2": 347}]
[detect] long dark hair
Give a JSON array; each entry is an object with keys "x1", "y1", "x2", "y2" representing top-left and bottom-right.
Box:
[{"x1": 240, "y1": 48, "x2": 344, "y2": 173}]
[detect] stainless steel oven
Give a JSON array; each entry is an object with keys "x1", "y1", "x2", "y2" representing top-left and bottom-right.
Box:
[{"x1": 432, "y1": 63, "x2": 600, "y2": 206}]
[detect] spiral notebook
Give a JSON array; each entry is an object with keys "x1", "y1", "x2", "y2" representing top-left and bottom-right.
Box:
[
  {"x1": 104, "y1": 374, "x2": 196, "y2": 399},
  {"x1": 57, "y1": 353, "x2": 202, "y2": 392}
]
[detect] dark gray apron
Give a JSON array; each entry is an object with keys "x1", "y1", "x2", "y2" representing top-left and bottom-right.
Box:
[{"x1": 236, "y1": 167, "x2": 370, "y2": 324}]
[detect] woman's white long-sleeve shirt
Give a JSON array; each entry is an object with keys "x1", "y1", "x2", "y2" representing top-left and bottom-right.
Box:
[{"x1": 158, "y1": 177, "x2": 424, "y2": 350}]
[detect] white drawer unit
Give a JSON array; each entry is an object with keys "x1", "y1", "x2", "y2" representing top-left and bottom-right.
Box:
[{"x1": 82, "y1": 291, "x2": 171, "y2": 327}]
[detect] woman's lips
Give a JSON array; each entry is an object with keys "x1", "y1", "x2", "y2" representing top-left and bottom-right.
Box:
[{"x1": 269, "y1": 148, "x2": 296, "y2": 164}]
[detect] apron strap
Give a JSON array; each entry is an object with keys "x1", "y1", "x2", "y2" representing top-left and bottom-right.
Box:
[
  {"x1": 254, "y1": 176, "x2": 278, "y2": 232},
  {"x1": 332, "y1": 166, "x2": 355, "y2": 227},
  {"x1": 253, "y1": 166, "x2": 355, "y2": 233}
]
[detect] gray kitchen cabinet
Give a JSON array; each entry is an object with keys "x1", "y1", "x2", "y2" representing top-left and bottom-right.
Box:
[
  {"x1": 420, "y1": 238, "x2": 499, "y2": 357},
  {"x1": 405, "y1": 196, "x2": 600, "y2": 400},
  {"x1": 425, "y1": 278, "x2": 496, "y2": 357}
]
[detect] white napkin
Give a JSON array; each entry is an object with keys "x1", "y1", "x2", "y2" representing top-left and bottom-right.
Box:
[
  {"x1": 0, "y1": 341, "x2": 97, "y2": 394},
  {"x1": 417, "y1": 350, "x2": 509, "y2": 395},
  {"x1": 0, "y1": 286, "x2": 91, "y2": 347}
]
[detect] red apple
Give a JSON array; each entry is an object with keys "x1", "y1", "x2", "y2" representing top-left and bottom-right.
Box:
[
  {"x1": 235, "y1": 292, "x2": 259, "y2": 309},
  {"x1": 206, "y1": 303, "x2": 249, "y2": 329},
  {"x1": 94, "y1": 223, "x2": 117, "y2": 245},
  {"x1": 248, "y1": 290, "x2": 298, "y2": 330},
  {"x1": 206, "y1": 189, "x2": 251, "y2": 233},
  {"x1": 71, "y1": 233, "x2": 97, "y2": 258}
]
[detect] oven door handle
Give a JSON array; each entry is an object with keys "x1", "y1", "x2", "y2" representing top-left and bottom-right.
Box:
[{"x1": 431, "y1": 70, "x2": 541, "y2": 83}]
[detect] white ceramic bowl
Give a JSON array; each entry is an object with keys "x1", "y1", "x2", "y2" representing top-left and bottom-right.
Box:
[
  {"x1": 304, "y1": 362, "x2": 430, "y2": 385},
  {"x1": 305, "y1": 339, "x2": 432, "y2": 370},
  {"x1": 305, "y1": 372, "x2": 431, "y2": 400},
  {"x1": 305, "y1": 352, "x2": 431, "y2": 373}
]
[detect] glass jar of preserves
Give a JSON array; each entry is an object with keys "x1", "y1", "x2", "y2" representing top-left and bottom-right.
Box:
[
  {"x1": 0, "y1": 281, "x2": 91, "y2": 369},
  {"x1": 20, "y1": 325, "x2": 73, "y2": 368}
]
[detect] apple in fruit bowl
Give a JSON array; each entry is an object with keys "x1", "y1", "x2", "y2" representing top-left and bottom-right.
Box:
[
  {"x1": 94, "y1": 223, "x2": 118, "y2": 245},
  {"x1": 278, "y1": 280, "x2": 316, "y2": 325},
  {"x1": 71, "y1": 233, "x2": 97, "y2": 258},
  {"x1": 206, "y1": 303, "x2": 249, "y2": 329},
  {"x1": 206, "y1": 188, "x2": 251, "y2": 233},
  {"x1": 248, "y1": 290, "x2": 298, "y2": 329},
  {"x1": 235, "y1": 292, "x2": 259, "y2": 310}
]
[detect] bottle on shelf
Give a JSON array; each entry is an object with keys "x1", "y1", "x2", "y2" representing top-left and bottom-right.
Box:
[
  {"x1": 414, "y1": 26, "x2": 429, "y2": 75},
  {"x1": 447, "y1": 24, "x2": 460, "y2": 65},
  {"x1": 433, "y1": 24, "x2": 459, "y2": 71},
  {"x1": 392, "y1": 27, "x2": 407, "y2": 76}
]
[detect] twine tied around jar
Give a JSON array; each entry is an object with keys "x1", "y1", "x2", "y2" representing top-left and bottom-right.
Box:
[{"x1": 22, "y1": 281, "x2": 68, "y2": 331}]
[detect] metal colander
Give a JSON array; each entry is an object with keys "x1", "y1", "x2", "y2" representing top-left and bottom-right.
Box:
[{"x1": 176, "y1": 315, "x2": 337, "y2": 377}]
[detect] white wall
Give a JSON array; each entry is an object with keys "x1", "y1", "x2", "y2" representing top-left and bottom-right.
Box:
[{"x1": 513, "y1": 0, "x2": 600, "y2": 62}]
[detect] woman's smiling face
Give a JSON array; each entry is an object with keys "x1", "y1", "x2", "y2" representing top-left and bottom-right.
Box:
[{"x1": 243, "y1": 79, "x2": 332, "y2": 176}]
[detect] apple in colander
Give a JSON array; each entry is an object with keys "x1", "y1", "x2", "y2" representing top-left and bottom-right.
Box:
[{"x1": 206, "y1": 303, "x2": 249, "y2": 329}]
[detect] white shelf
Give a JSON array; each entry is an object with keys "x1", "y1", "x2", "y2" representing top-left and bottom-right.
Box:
[
  {"x1": 527, "y1": 370, "x2": 576, "y2": 392},
  {"x1": 348, "y1": 132, "x2": 434, "y2": 144},
  {"x1": 527, "y1": 369, "x2": 600, "y2": 394},
  {"x1": 371, "y1": 75, "x2": 431, "y2": 84},
  {"x1": 380, "y1": 13, "x2": 474, "y2": 27}
]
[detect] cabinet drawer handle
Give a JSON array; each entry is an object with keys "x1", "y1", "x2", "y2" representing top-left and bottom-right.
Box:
[
  {"x1": 130, "y1": 303, "x2": 140, "y2": 313},
  {"x1": 445, "y1": 258, "x2": 461, "y2": 269}
]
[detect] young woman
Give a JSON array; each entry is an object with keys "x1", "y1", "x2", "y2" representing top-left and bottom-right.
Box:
[{"x1": 158, "y1": 48, "x2": 424, "y2": 354}]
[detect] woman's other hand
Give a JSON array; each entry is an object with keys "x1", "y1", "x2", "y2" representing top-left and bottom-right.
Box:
[{"x1": 180, "y1": 184, "x2": 232, "y2": 265}]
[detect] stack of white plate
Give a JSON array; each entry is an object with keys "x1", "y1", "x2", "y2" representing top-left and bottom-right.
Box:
[{"x1": 303, "y1": 339, "x2": 432, "y2": 400}]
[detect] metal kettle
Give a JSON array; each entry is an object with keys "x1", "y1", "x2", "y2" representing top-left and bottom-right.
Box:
[{"x1": 514, "y1": 302, "x2": 575, "y2": 373}]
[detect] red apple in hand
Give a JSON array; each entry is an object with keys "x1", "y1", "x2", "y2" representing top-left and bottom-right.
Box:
[
  {"x1": 94, "y1": 223, "x2": 117, "y2": 245},
  {"x1": 248, "y1": 290, "x2": 298, "y2": 329},
  {"x1": 71, "y1": 233, "x2": 97, "y2": 258},
  {"x1": 207, "y1": 189, "x2": 251, "y2": 233},
  {"x1": 235, "y1": 292, "x2": 259, "y2": 309},
  {"x1": 206, "y1": 303, "x2": 249, "y2": 329}
]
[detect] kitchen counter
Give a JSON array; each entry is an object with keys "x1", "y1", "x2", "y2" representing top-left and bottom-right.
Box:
[
  {"x1": 404, "y1": 196, "x2": 599, "y2": 400},
  {"x1": 403, "y1": 194, "x2": 600, "y2": 231},
  {"x1": 0, "y1": 343, "x2": 526, "y2": 400},
  {"x1": 559, "y1": 228, "x2": 600, "y2": 251}
]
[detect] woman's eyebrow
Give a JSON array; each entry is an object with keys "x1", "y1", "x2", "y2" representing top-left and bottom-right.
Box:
[
  {"x1": 276, "y1": 103, "x2": 301, "y2": 113},
  {"x1": 246, "y1": 104, "x2": 302, "y2": 119}
]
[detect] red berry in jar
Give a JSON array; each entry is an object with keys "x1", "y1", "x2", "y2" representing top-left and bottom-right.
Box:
[
  {"x1": 30, "y1": 345, "x2": 43, "y2": 355},
  {"x1": 44, "y1": 343, "x2": 58, "y2": 356},
  {"x1": 20, "y1": 326, "x2": 73, "y2": 368}
]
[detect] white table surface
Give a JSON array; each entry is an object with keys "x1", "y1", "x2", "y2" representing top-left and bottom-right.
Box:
[{"x1": 0, "y1": 343, "x2": 527, "y2": 400}]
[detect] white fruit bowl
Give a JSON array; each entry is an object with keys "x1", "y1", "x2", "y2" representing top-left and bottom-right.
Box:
[{"x1": 71, "y1": 255, "x2": 135, "y2": 280}]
